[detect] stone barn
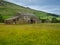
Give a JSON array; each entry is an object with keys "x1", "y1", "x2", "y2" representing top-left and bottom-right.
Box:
[{"x1": 4, "y1": 13, "x2": 40, "y2": 24}]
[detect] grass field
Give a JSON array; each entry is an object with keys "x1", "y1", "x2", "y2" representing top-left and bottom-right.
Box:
[{"x1": 0, "y1": 23, "x2": 60, "y2": 45}]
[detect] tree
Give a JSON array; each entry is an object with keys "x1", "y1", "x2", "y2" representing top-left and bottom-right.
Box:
[
  {"x1": 0, "y1": 14, "x2": 4, "y2": 23},
  {"x1": 51, "y1": 17, "x2": 57, "y2": 23}
]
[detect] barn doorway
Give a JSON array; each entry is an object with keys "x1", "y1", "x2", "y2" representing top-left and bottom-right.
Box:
[
  {"x1": 30, "y1": 19, "x2": 35, "y2": 24},
  {"x1": 13, "y1": 19, "x2": 16, "y2": 24}
]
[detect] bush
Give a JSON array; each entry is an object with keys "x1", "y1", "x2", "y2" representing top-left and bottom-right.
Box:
[
  {"x1": 0, "y1": 14, "x2": 4, "y2": 23},
  {"x1": 51, "y1": 17, "x2": 57, "y2": 23}
]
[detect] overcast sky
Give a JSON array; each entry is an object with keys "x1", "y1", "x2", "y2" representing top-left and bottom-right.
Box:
[{"x1": 6, "y1": 0, "x2": 60, "y2": 15}]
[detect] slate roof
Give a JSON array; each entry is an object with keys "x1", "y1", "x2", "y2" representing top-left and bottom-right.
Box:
[
  {"x1": 5, "y1": 12, "x2": 39, "y2": 20},
  {"x1": 5, "y1": 16, "x2": 19, "y2": 20}
]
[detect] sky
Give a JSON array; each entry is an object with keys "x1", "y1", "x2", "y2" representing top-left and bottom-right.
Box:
[{"x1": 5, "y1": 0, "x2": 60, "y2": 15}]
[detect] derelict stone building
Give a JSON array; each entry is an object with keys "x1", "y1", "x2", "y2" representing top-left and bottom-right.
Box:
[{"x1": 4, "y1": 13, "x2": 40, "y2": 24}]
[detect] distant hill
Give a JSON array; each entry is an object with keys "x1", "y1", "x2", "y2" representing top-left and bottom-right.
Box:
[{"x1": 0, "y1": 1, "x2": 60, "y2": 20}]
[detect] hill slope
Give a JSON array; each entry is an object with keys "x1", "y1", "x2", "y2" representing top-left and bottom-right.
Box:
[{"x1": 0, "y1": 1, "x2": 60, "y2": 20}]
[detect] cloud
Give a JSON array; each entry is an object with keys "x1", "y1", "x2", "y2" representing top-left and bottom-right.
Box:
[
  {"x1": 5, "y1": 0, "x2": 60, "y2": 15},
  {"x1": 27, "y1": 5, "x2": 60, "y2": 15},
  {"x1": 22, "y1": 0, "x2": 32, "y2": 1}
]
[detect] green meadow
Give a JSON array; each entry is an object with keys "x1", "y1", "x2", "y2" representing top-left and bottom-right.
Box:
[{"x1": 0, "y1": 23, "x2": 60, "y2": 45}]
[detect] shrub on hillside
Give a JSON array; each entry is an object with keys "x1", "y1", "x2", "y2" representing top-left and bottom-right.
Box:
[
  {"x1": 51, "y1": 17, "x2": 58, "y2": 23},
  {"x1": 0, "y1": 14, "x2": 4, "y2": 23}
]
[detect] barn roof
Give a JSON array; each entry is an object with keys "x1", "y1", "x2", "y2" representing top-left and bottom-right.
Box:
[
  {"x1": 16, "y1": 12, "x2": 38, "y2": 18},
  {"x1": 5, "y1": 16, "x2": 19, "y2": 20},
  {"x1": 5, "y1": 13, "x2": 39, "y2": 20}
]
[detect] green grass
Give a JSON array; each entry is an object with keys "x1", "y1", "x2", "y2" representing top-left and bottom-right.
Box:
[{"x1": 0, "y1": 23, "x2": 60, "y2": 45}]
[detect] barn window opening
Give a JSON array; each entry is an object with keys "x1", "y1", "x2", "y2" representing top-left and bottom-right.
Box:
[
  {"x1": 30, "y1": 19, "x2": 35, "y2": 24},
  {"x1": 13, "y1": 19, "x2": 16, "y2": 24}
]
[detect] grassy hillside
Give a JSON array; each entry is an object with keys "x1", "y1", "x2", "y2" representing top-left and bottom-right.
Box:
[
  {"x1": 0, "y1": 1, "x2": 60, "y2": 20},
  {"x1": 0, "y1": 24, "x2": 60, "y2": 45}
]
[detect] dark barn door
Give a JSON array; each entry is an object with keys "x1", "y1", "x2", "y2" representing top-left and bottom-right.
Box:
[{"x1": 30, "y1": 19, "x2": 35, "y2": 24}]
